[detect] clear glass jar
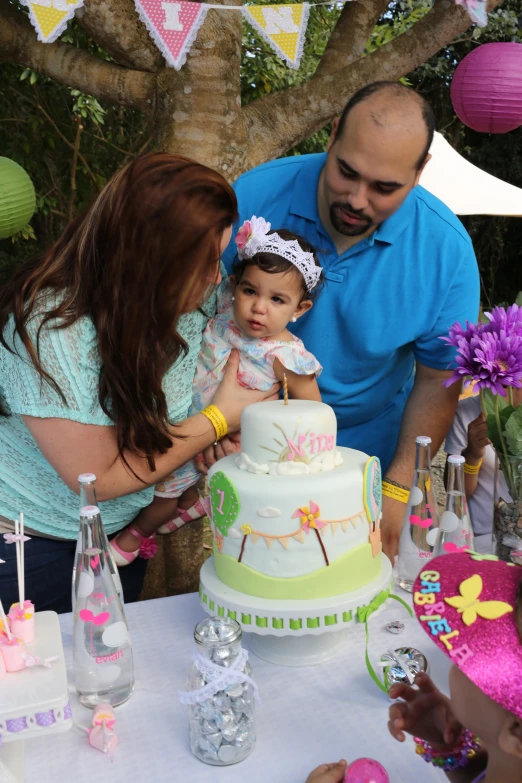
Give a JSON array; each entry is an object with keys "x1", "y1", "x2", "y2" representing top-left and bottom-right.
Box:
[
  {"x1": 493, "y1": 452, "x2": 522, "y2": 563},
  {"x1": 186, "y1": 617, "x2": 256, "y2": 765}
]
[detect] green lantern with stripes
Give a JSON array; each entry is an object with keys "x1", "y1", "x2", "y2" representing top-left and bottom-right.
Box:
[{"x1": 0, "y1": 158, "x2": 36, "y2": 239}]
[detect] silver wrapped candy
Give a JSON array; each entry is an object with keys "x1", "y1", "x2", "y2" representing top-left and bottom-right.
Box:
[
  {"x1": 386, "y1": 621, "x2": 405, "y2": 635},
  {"x1": 183, "y1": 617, "x2": 257, "y2": 766},
  {"x1": 380, "y1": 647, "x2": 428, "y2": 692}
]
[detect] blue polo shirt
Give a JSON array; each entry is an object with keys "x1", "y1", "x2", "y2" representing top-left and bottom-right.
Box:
[{"x1": 222, "y1": 153, "x2": 480, "y2": 472}]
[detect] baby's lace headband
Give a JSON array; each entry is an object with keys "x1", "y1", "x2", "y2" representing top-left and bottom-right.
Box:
[{"x1": 235, "y1": 216, "x2": 322, "y2": 292}]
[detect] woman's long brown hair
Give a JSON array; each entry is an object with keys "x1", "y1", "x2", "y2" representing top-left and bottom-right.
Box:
[{"x1": 0, "y1": 153, "x2": 237, "y2": 472}]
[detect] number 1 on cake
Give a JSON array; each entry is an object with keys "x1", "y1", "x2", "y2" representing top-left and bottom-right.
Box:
[{"x1": 216, "y1": 490, "x2": 225, "y2": 515}]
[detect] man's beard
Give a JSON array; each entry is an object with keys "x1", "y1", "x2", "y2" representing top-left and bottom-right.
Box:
[{"x1": 329, "y1": 202, "x2": 373, "y2": 237}]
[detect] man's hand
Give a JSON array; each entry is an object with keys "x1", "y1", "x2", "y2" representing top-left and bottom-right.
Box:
[
  {"x1": 380, "y1": 495, "x2": 404, "y2": 562},
  {"x1": 195, "y1": 434, "x2": 241, "y2": 475},
  {"x1": 305, "y1": 760, "x2": 347, "y2": 783}
]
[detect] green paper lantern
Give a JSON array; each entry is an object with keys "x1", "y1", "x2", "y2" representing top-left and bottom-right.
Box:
[{"x1": 0, "y1": 158, "x2": 36, "y2": 239}]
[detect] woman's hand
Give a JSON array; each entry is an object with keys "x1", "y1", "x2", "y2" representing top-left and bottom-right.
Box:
[
  {"x1": 388, "y1": 673, "x2": 462, "y2": 749},
  {"x1": 213, "y1": 350, "x2": 280, "y2": 432},
  {"x1": 305, "y1": 760, "x2": 347, "y2": 783}
]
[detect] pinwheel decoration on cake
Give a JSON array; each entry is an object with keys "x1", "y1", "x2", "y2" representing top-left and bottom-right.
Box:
[{"x1": 292, "y1": 501, "x2": 329, "y2": 565}]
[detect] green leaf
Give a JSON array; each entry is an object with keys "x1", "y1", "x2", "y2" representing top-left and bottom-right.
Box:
[
  {"x1": 504, "y1": 406, "x2": 522, "y2": 456},
  {"x1": 481, "y1": 388, "x2": 508, "y2": 417},
  {"x1": 516, "y1": 291, "x2": 522, "y2": 307},
  {"x1": 29, "y1": 71, "x2": 37, "y2": 85},
  {"x1": 486, "y1": 413, "x2": 504, "y2": 453},
  {"x1": 20, "y1": 69, "x2": 30, "y2": 82},
  {"x1": 483, "y1": 391, "x2": 515, "y2": 453}
]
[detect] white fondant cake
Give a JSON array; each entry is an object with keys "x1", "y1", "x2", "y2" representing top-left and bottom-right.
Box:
[{"x1": 207, "y1": 400, "x2": 383, "y2": 601}]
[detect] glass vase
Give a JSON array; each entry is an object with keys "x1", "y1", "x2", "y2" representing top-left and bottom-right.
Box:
[{"x1": 493, "y1": 452, "x2": 521, "y2": 564}]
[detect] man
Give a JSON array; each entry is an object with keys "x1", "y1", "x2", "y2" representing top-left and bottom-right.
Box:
[{"x1": 217, "y1": 81, "x2": 480, "y2": 557}]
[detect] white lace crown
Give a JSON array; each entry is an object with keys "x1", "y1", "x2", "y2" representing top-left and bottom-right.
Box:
[{"x1": 236, "y1": 216, "x2": 322, "y2": 292}]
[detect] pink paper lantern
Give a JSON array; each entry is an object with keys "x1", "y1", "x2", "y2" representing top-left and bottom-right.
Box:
[{"x1": 451, "y1": 43, "x2": 522, "y2": 133}]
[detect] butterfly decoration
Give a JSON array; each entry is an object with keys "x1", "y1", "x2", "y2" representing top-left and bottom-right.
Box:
[
  {"x1": 3, "y1": 532, "x2": 31, "y2": 544},
  {"x1": 445, "y1": 574, "x2": 513, "y2": 626},
  {"x1": 22, "y1": 653, "x2": 59, "y2": 669},
  {"x1": 79, "y1": 609, "x2": 110, "y2": 626}
]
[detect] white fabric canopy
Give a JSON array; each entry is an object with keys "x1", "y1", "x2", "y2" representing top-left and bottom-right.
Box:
[{"x1": 420, "y1": 131, "x2": 522, "y2": 216}]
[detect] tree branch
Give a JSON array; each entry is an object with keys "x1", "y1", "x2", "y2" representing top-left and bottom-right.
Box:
[
  {"x1": 315, "y1": 0, "x2": 389, "y2": 78},
  {"x1": 0, "y1": 0, "x2": 155, "y2": 113},
  {"x1": 243, "y1": 0, "x2": 504, "y2": 169},
  {"x1": 75, "y1": 0, "x2": 164, "y2": 72}
]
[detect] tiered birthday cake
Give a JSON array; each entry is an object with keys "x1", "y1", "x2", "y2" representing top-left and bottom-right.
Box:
[{"x1": 207, "y1": 400, "x2": 382, "y2": 601}]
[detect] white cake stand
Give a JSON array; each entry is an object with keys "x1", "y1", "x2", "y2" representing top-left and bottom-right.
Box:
[
  {"x1": 199, "y1": 553, "x2": 393, "y2": 666},
  {"x1": 0, "y1": 612, "x2": 72, "y2": 782}
]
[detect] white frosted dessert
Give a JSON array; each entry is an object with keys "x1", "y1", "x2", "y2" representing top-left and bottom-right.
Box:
[{"x1": 207, "y1": 400, "x2": 383, "y2": 601}]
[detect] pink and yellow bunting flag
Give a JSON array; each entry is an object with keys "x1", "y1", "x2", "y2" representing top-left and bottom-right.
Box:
[
  {"x1": 134, "y1": 0, "x2": 209, "y2": 70},
  {"x1": 21, "y1": 0, "x2": 84, "y2": 44},
  {"x1": 243, "y1": 3, "x2": 310, "y2": 69}
]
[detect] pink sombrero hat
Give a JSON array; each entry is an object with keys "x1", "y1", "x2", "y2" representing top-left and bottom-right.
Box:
[{"x1": 413, "y1": 551, "x2": 522, "y2": 720}]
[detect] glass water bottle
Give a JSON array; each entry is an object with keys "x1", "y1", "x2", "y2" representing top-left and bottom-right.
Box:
[
  {"x1": 72, "y1": 473, "x2": 123, "y2": 611},
  {"x1": 398, "y1": 436, "x2": 440, "y2": 592},
  {"x1": 185, "y1": 617, "x2": 256, "y2": 765},
  {"x1": 435, "y1": 455, "x2": 474, "y2": 556},
  {"x1": 73, "y1": 505, "x2": 134, "y2": 708}
]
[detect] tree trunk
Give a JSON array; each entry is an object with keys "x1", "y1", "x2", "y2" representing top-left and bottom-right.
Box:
[{"x1": 154, "y1": 4, "x2": 248, "y2": 179}]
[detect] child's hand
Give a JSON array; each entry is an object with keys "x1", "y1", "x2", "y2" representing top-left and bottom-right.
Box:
[
  {"x1": 388, "y1": 672, "x2": 462, "y2": 749},
  {"x1": 305, "y1": 760, "x2": 347, "y2": 783},
  {"x1": 466, "y1": 412, "x2": 491, "y2": 460}
]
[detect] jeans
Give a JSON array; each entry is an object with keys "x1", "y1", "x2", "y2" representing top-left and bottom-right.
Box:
[{"x1": 0, "y1": 534, "x2": 147, "y2": 614}]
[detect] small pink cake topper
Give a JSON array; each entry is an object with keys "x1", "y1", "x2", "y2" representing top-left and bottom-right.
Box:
[
  {"x1": 413, "y1": 552, "x2": 522, "y2": 721},
  {"x1": 88, "y1": 703, "x2": 117, "y2": 754}
]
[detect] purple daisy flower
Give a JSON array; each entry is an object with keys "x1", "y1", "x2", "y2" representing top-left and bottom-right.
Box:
[
  {"x1": 484, "y1": 304, "x2": 522, "y2": 337},
  {"x1": 442, "y1": 319, "x2": 484, "y2": 348},
  {"x1": 443, "y1": 329, "x2": 522, "y2": 395}
]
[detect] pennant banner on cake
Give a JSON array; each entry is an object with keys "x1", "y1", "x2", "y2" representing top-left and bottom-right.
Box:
[
  {"x1": 243, "y1": 3, "x2": 310, "y2": 70},
  {"x1": 20, "y1": 0, "x2": 84, "y2": 43},
  {"x1": 134, "y1": 0, "x2": 209, "y2": 70}
]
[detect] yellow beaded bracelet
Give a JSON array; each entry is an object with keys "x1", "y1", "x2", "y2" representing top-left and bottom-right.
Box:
[
  {"x1": 464, "y1": 459, "x2": 482, "y2": 475},
  {"x1": 201, "y1": 405, "x2": 228, "y2": 441},
  {"x1": 382, "y1": 481, "x2": 409, "y2": 504}
]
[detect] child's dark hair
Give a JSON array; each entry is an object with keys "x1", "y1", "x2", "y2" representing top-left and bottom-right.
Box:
[{"x1": 231, "y1": 229, "x2": 323, "y2": 302}]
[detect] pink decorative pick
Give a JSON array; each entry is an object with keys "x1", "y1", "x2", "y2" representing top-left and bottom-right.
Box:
[{"x1": 345, "y1": 758, "x2": 389, "y2": 783}]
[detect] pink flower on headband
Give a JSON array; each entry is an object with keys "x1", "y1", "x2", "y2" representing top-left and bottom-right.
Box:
[
  {"x1": 235, "y1": 216, "x2": 271, "y2": 259},
  {"x1": 235, "y1": 221, "x2": 252, "y2": 250}
]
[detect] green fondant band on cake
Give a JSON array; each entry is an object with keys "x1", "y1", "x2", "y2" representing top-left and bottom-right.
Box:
[{"x1": 214, "y1": 541, "x2": 381, "y2": 600}]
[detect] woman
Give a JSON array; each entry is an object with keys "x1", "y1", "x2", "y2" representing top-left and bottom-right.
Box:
[{"x1": 0, "y1": 153, "x2": 276, "y2": 613}]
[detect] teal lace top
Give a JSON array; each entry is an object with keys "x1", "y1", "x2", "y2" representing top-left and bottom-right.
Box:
[{"x1": 0, "y1": 289, "x2": 218, "y2": 539}]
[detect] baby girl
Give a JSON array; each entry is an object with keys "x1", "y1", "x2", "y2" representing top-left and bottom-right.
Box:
[{"x1": 111, "y1": 216, "x2": 323, "y2": 564}]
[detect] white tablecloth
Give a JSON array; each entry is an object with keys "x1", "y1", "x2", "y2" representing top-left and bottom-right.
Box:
[{"x1": 24, "y1": 592, "x2": 450, "y2": 783}]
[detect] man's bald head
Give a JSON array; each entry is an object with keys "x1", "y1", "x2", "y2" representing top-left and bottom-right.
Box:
[{"x1": 335, "y1": 82, "x2": 435, "y2": 170}]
